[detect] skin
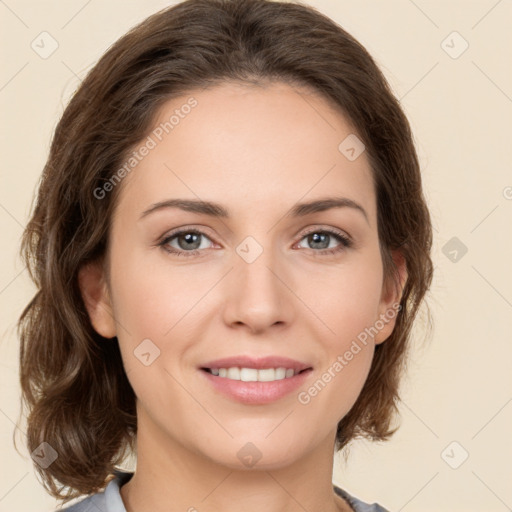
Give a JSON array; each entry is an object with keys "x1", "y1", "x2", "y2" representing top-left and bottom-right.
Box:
[{"x1": 79, "y1": 81, "x2": 407, "y2": 512}]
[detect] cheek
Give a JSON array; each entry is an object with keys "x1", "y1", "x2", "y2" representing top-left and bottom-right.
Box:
[
  {"x1": 297, "y1": 338, "x2": 375, "y2": 427},
  {"x1": 306, "y1": 251, "x2": 384, "y2": 343},
  {"x1": 290, "y1": 256, "x2": 384, "y2": 418},
  {"x1": 108, "y1": 245, "x2": 217, "y2": 407},
  {"x1": 109, "y1": 245, "x2": 199, "y2": 338}
]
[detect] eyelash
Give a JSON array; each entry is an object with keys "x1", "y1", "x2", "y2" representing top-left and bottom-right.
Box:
[{"x1": 157, "y1": 227, "x2": 353, "y2": 258}]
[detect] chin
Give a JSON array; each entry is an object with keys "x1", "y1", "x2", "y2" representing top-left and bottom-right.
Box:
[{"x1": 197, "y1": 437, "x2": 308, "y2": 471}]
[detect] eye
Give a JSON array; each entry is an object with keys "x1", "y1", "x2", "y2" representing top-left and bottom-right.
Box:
[
  {"x1": 158, "y1": 229, "x2": 214, "y2": 257},
  {"x1": 158, "y1": 227, "x2": 353, "y2": 258},
  {"x1": 296, "y1": 228, "x2": 352, "y2": 255}
]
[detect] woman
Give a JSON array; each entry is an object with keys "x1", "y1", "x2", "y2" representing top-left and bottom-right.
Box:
[{"x1": 17, "y1": 0, "x2": 433, "y2": 511}]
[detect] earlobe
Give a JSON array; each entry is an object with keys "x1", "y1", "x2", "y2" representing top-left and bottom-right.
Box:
[
  {"x1": 374, "y1": 250, "x2": 408, "y2": 345},
  {"x1": 78, "y1": 260, "x2": 117, "y2": 339}
]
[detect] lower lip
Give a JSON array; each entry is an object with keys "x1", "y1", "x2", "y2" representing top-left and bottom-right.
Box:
[{"x1": 200, "y1": 369, "x2": 312, "y2": 405}]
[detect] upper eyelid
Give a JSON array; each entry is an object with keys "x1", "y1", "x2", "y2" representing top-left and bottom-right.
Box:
[{"x1": 161, "y1": 226, "x2": 216, "y2": 244}]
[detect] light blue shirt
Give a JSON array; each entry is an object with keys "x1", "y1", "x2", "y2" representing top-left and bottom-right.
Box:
[{"x1": 59, "y1": 470, "x2": 390, "y2": 512}]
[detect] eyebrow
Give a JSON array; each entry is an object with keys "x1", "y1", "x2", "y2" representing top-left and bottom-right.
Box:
[{"x1": 139, "y1": 197, "x2": 369, "y2": 224}]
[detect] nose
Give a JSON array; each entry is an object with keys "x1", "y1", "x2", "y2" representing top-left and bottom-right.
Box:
[{"x1": 222, "y1": 244, "x2": 295, "y2": 335}]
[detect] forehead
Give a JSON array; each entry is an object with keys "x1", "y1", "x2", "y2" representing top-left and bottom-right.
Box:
[{"x1": 114, "y1": 81, "x2": 376, "y2": 226}]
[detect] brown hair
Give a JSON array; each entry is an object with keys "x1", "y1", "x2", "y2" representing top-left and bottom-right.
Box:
[{"x1": 17, "y1": 0, "x2": 433, "y2": 503}]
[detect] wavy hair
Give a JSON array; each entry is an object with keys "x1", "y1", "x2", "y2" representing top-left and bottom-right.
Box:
[{"x1": 17, "y1": 0, "x2": 433, "y2": 503}]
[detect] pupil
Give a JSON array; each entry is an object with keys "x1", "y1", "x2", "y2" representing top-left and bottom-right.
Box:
[
  {"x1": 309, "y1": 233, "x2": 328, "y2": 249},
  {"x1": 179, "y1": 233, "x2": 200, "y2": 250}
]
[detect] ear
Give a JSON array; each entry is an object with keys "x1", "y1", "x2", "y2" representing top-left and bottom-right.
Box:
[
  {"x1": 373, "y1": 249, "x2": 408, "y2": 345},
  {"x1": 78, "y1": 259, "x2": 117, "y2": 339}
]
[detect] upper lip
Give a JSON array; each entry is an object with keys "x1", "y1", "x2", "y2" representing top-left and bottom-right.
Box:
[{"x1": 200, "y1": 356, "x2": 312, "y2": 372}]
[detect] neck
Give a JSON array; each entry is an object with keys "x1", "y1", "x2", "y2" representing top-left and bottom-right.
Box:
[{"x1": 120, "y1": 408, "x2": 352, "y2": 512}]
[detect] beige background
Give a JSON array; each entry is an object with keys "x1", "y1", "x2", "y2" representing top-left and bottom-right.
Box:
[{"x1": 1, "y1": 1, "x2": 511, "y2": 511}]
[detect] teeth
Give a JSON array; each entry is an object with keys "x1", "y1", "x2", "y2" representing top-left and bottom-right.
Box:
[
  {"x1": 227, "y1": 367, "x2": 241, "y2": 380},
  {"x1": 258, "y1": 368, "x2": 276, "y2": 382},
  {"x1": 207, "y1": 367, "x2": 300, "y2": 382},
  {"x1": 275, "y1": 367, "x2": 286, "y2": 380},
  {"x1": 240, "y1": 368, "x2": 258, "y2": 381}
]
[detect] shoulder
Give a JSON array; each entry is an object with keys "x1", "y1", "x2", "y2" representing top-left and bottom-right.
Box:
[
  {"x1": 334, "y1": 484, "x2": 391, "y2": 512},
  {"x1": 56, "y1": 470, "x2": 133, "y2": 512}
]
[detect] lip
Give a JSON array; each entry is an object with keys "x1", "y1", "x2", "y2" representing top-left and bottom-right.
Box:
[
  {"x1": 200, "y1": 355, "x2": 312, "y2": 373},
  {"x1": 200, "y1": 369, "x2": 312, "y2": 405},
  {"x1": 199, "y1": 355, "x2": 313, "y2": 405}
]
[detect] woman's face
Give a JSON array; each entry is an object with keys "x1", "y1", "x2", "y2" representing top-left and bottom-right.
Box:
[{"x1": 83, "y1": 80, "x2": 404, "y2": 470}]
